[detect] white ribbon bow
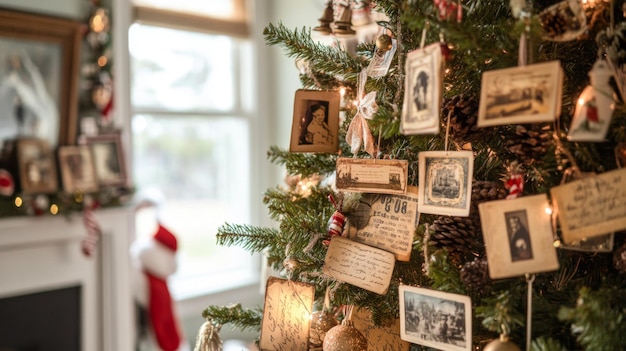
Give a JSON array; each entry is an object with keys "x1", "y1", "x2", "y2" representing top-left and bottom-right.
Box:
[{"x1": 346, "y1": 70, "x2": 378, "y2": 157}]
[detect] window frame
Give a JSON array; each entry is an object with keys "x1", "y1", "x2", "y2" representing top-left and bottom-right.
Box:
[{"x1": 127, "y1": 0, "x2": 265, "y2": 303}]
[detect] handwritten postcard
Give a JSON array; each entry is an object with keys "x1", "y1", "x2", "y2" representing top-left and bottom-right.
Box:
[
  {"x1": 346, "y1": 186, "x2": 419, "y2": 261},
  {"x1": 550, "y1": 168, "x2": 626, "y2": 243},
  {"x1": 259, "y1": 277, "x2": 315, "y2": 351},
  {"x1": 352, "y1": 307, "x2": 410, "y2": 351},
  {"x1": 336, "y1": 158, "x2": 408, "y2": 195},
  {"x1": 323, "y1": 236, "x2": 395, "y2": 295}
]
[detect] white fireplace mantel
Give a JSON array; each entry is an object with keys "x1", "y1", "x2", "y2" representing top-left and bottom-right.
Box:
[{"x1": 0, "y1": 206, "x2": 136, "y2": 351}]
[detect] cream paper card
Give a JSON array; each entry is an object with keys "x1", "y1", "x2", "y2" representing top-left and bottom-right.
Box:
[
  {"x1": 352, "y1": 307, "x2": 410, "y2": 351},
  {"x1": 323, "y1": 236, "x2": 395, "y2": 295},
  {"x1": 550, "y1": 168, "x2": 626, "y2": 243},
  {"x1": 259, "y1": 277, "x2": 315, "y2": 351},
  {"x1": 346, "y1": 186, "x2": 419, "y2": 261},
  {"x1": 479, "y1": 194, "x2": 559, "y2": 279}
]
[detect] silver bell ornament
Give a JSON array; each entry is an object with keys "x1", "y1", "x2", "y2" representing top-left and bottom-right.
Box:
[{"x1": 483, "y1": 334, "x2": 521, "y2": 351}]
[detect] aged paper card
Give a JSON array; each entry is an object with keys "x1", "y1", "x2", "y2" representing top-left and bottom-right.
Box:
[
  {"x1": 479, "y1": 194, "x2": 559, "y2": 279},
  {"x1": 352, "y1": 307, "x2": 410, "y2": 351},
  {"x1": 323, "y1": 236, "x2": 395, "y2": 295},
  {"x1": 336, "y1": 158, "x2": 408, "y2": 195},
  {"x1": 346, "y1": 186, "x2": 419, "y2": 261},
  {"x1": 550, "y1": 168, "x2": 626, "y2": 243},
  {"x1": 259, "y1": 277, "x2": 315, "y2": 351}
]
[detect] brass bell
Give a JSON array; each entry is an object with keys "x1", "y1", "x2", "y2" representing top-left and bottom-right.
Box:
[
  {"x1": 333, "y1": 1, "x2": 356, "y2": 35},
  {"x1": 313, "y1": 2, "x2": 334, "y2": 35}
]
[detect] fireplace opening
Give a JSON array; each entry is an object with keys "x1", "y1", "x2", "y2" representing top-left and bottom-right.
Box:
[{"x1": 0, "y1": 286, "x2": 80, "y2": 351}]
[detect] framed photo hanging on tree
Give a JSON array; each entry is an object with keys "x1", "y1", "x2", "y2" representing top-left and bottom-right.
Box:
[
  {"x1": 417, "y1": 151, "x2": 473, "y2": 216},
  {"x1": 289, "y1": 89, "x2": 340, "y2": 153},
  {"x1": 477, "y1": 60, "x2": 563, "y2": 127},
  {"x1": 400, "y1": 43, "x2": 443, "y2": 135},
  {"x1": 399, "y1": 285, "x2": 472, "y2": 351},
  {"x1": 478, "y1": 194, "x2": 560, "y2": 279}
]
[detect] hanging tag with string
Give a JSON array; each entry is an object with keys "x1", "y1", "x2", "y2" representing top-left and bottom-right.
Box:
[
  {"x1": 400, "y1": 22, "x2": 444, "y2": 135},
  {"x1": 367, "y1": 27, "x2": 397, "y2": 78},
  {"x1": 259, "y1": 276, "x2": 315, "y2": 350},
  {"x1": 345, "y1": 69, "x2": 379, "y2": 157}
]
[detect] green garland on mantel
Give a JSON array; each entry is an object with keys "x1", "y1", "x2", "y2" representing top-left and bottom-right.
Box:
[{"x1": 0, "y1": 187, "x2": 133, "y2": 218}]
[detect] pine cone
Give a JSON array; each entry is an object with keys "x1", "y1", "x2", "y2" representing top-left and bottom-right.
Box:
[
  {"x1": 430, "y1": 216, "x2": 481, "y2": 264},
  {"x1": 470, "y1": 180, "x2": 508, "y2": 229},
  {"x1": 503, "y1": 124, "x2": 553, "y2": 166},
  {"x1": 442, "y1": 95, "x2": 485, "y2": 143},
  {"x1": 460, "y1": 258, "x2": 491, "y2": 294}
]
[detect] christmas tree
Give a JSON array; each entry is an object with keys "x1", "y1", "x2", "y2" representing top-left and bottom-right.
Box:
[{"x1": 197, "y1": 1, "x2": 626, "y2": 350}]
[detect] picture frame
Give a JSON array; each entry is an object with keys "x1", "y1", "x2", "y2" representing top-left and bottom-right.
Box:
[
  {"x1": 399, "y1": 285, "x2": 472, "y2": 351},
  {"x1": 401, "y1": 43, "x2": 443, "y2": 135},
  {"x1": 86, "y1": 134, "x2": 127, "y2": 187},
  {"x1": 477, "y1": 60, "x2": 563, "y2": 127},
  {"x1": 0, "y1": 9, "x2": 82, "y2": 148},
  {"x1": 15, "y1": 137, "x2": 58, "y2": 194},
  {"x1": 58, "y1": 145, "x2": 99, "y2": 194},
  {"x1": 289, "y1": 89, "x2": 340, "y2": 153},
  {"x1": 478, "y1": 194, "x2": 560, "y2": 279},
  {"x1": 336, "y1": 157, "x2": 408, "y2": 195},
  {"x1": 418, "y1": 151, "x2": 473, "y2": 216}
]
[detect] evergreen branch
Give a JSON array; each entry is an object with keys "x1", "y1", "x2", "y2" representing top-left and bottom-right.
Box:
[
  {"x1": 201, "y1": 303, "x2": 263, "y2": 333},
  {"x1": 476, "y1": 288, "x2": 525, "y2": 336},
  {"x1": 263, "y1": 22, "x2": 363, "y2": 79},
  {"x1": 428, "y1": 249, "x2": 467, "y2": 295},
  {"x1": 267, "y1": 145, "x2": 337, "y2": 178},
  {"x1": 216, "y1": 223, "x2": 279, "y2": 253},
  {"x1": 558, "y1": 284, "x2": 626, "y2": 351}
]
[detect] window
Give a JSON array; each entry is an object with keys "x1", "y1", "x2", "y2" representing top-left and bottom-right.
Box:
[{"x1": 129, "y1": 1, "x2": 258, "y2": 299}]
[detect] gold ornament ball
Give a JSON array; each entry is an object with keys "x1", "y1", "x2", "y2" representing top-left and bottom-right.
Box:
[
  {"x1": 323, "y1": 320, "x2": 367, "y2": 351},
  {"x1": 309, "y1": 310, "x2": 338, "y2": 347},
  {"x1": 483, "y1": 336, "x2": 521, "y2": 351},
  {"x1": 375, "y1": 34, "x2": 393, "y2": 52}
]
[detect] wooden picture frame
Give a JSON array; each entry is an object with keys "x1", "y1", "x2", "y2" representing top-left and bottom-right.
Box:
[
  {"x1": 477, "y1": 60, "x2": 563, "y2": 127},
  {"x1": 289, "y1": 89, "x2": 340, "y2": 153},
  {"x1": 418, "y1": 151, "x2": 473, "y2": 216},
  {"x1": 399, "y1": 285, "x2": 472, "y2": 351},
  {"x1": 87, "y1": 134, "x2": 127, "y2": 187},
  {"x1": 58, "y1": 145, "x2": 99, "y2": 194},
  {"x1": 0, "y1": 9, "x2": 82, "y2": 147},
  {"x1": 16, "y1": 137, "x2": 58, "y2": 194},
  {"x1": 479, "y1": 194, "x2": 560, "y2": 279}
]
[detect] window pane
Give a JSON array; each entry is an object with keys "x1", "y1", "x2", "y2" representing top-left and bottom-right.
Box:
[
  {"x1": 129, "y1": 24, "x2": 235, "y2": 111},
  {"x1": 132, "y1": 114, "x2": 252, "y2": 296}
]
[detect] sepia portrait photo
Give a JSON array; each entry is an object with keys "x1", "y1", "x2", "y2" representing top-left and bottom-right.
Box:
[
  {"x1": 401, "y1": 43, "x2": 443, "y2": 135},
  {"x1": 58, "y1": 145, "x2": 98, "y2": 193},
  {"x1": 477, "y1": 60, "x2": 563, "y2": 127},
  {"x1": 87, "y1": 134, "x2": 127, "y2": 187},
  {"x1": 479, "y1": 194, "x2": 560, "y2": 279},
  {"x1": 399, "y1": 285, "x2": 472, "y2": 351},
  {"x1": 289, "y1": 89, "x2": 340, "y2": 153},
  {"x1": 418, "y1": 151, "x2": 473, "y2": 216},
  {"x1": 16, "y1": 138, "x2": 58, "y2": 194}
]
